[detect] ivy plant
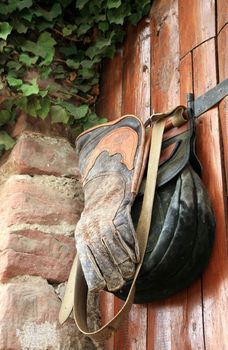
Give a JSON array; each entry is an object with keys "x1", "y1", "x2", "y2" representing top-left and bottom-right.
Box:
[{"x1": 0, "y1": 0, "x2": 151, "y2": 152}]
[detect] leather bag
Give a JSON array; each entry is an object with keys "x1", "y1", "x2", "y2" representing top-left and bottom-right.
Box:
[{"x1": 59, "y1": 106, "x2": 215, "y2": 341}]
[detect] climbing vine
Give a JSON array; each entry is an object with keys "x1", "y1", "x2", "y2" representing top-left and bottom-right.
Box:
[{"x1": 0, "y1": 0, "x2": 151, "y2": 152}]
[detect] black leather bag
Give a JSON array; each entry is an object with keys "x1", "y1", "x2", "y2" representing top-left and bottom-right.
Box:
[{"x1": 115, "y1": 121, "x2": 215, "y2": 303}]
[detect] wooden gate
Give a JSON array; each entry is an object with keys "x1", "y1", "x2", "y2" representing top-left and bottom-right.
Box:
[{"x1": 97, "y1": 0, "x2": 228, "y2": 349}]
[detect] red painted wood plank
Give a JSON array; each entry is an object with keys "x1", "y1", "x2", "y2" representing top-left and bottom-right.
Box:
[
  {"x1": 96, "y1": 48, "x2": 123, "y2": 121},
  {"x1": 193, "y1": 38, "x2": 228, "y2": 350},
  {"x1": 217, "y1": 0, "x2": 228, "y2": 32},
  {"x1": 218, "y1": 25, "x2": 228, "y2": 193},
  {"x1": 121, "y1": 18, "x2": 151, "y2": 121},
  {"x1": 99, "y1": 291, "x2": 115, "y2": 350},
  {"x1": 150, "y1": 0, "x2": 180, "y2": 112},
  {"x1": 96, "y1": 46, "x2": 124, "y2": 350},
  {"x1": 180, "y1": 53, "x2": 192, "y2": 105},
  {"x1": 113, "y1": 17, "x2": 151, "y2": 350},
  {"x1": 149, "y1": 2, "x2": 200, "y2": 349},
  {"x1": 180, "y1": 53, "x2": 205, "y2": 350},
  {"x1": 178, "y1": 0, "x2": 215, "y2": 57}
]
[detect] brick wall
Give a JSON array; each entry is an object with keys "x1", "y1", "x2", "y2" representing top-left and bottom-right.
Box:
[{"x1": 0, "y1": 115, "x2": 101, "y2": 349}]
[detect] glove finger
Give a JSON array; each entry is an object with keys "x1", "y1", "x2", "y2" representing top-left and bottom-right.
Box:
[
  {"x1": 114, "y1": 206, "x2": 140, "y2": 262},
  {"x1": 90, "y1": 241, "x2": 125, "y2": 292},
  {"x1": 76, "y1": 241, "x2": 106, "y2": 292},
  {"x1": 102, "y1": 233, "x2": 136, "y2": 280}
]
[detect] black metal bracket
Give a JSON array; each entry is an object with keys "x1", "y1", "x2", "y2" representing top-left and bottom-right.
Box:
[{"x1": 186, "y1": 78, "x2": 228, "y2": 118}]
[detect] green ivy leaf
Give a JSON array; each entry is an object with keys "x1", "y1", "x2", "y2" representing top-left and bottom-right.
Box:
[
  {"x1": 37, "y1": 97, "x2": 50, "y2": 119},
  {"x1": 76, "y1": 84, "x2": 91, "y2": 93},
  {"x1": 80, "y1": 59, "x2": 98, "y2": 69},
  {"x1": 77, "y1": 23, "x2": 91, "y2": 36},
  {"x1": 26, "y1": 96, "x2": 41, "y2": 117},
  {"x1": 21, "y1": 9, "x2": 33, "y2": 21},
  {"x1": 0, "y1": 40, "x2": 6, "y2": 52},
  {"x1": 0, "y1": 110, "x2": 12, "y2": 126},
  {"x1": 7, "y1": 75, "x2": 23, "y2": 87},
  {"x1": 74, "y1": 104, "x2": 89, "y2": 119},
  {"x1": 19, "y1": 78, "x2": 39, "y2": 96},
  {"x1": 16, "y1": 96, "x2": 28, "y2": 110},
  {"x1": 12, "y1": 18, "x2": 28, "y2": 34},
  {"x1": 98, "y1": 21, "x2": 109, "y2": 32},
  {"x1": 9, "y1": 0, "x2": 33, "y2": 11},
  {"x1": 0, "y1": 131, "x2": 15, "y2": 150},
  {"x1": 19, "y1": 53, "x2": 38, "y2": 66},
  {"x1": 66, "y1": 59, "x2": 80, "y2": 69},
  {"x1": 107, "y1": 3, "x2": 131, "y2": 25},
  {"x1": 51, "y1": 105, "x2": 70, "y2": 124},
  {"x1": 40, "y1": 67, "x2": 52, "y2": 79},
  {"x1": 86, "y1": 32, "x2": 114, "y2": 59},
  {"x1": 36, "y1": 21, "x2": 54, "y2": 31},
  {"x1": 78, "y1": 68, "x2": 94, "y2": 79},
  {"x1": 60, "y1": 102, "x2": 88, "y2": 119},
  {"x1": 7, "y1": 60, "x2": 22, "y2": 70},
  {"x1": 34, "y1": 3, "x2": 62, "y2": 22},
  {"x1": 39, "y1": 88, "x2": 49, "y2": 97},
  {"x1": 62, "y1": 25, "x2": 77, "y2": 36},
  {"x1": 107, "y1": 0, "x2": 122, "y2": 9},
  {"x1": 0, "y1": 22, "x2": 13, "y2": 40},
  {"x1": 75, "y1": 0, "x2": 90, "y2": 10},
  {"x1": 21, "y1": 31, "x2": 56, "y2": 65}
]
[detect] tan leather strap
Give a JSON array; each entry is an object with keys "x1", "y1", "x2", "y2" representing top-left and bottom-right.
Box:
[{"x1": 59, "y1": 106, "x2": 187, "y2": 342}]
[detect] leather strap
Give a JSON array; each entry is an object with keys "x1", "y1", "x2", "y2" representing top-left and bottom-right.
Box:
[
  {"x1": 59, "y1": 106, "x2": 187, "y2": 341},
  {"x1": 193, "y1": 77, "x2": 228, "y2": 118}
]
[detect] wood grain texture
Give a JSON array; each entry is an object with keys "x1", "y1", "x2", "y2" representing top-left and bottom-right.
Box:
[
  {"x1": 218, "y1": 25, "x2": 228, "y2": 192},
  {"x1": 178, "y1": 0, "x2": 215, "y2": 57},
  {"x1": 193, "y1": 38, "x2": 228, "y2": 350},
  {"x1": 150, "y1": 0, "x2": 180, "y2": 112},
  {"x1": 148, "y1": 1, "x2": 199, "y2": 349},
  {"x1": 96, "y1": 48, "x2": 123, "y2": 121},
  {"x1": 180, "y1": 52, "x2": 205, "y2": 350},
  {"x1": 113, "y1": 16, "x2": 151, "y2": 350},
  {"x1": 96, "y1": 46, "x2": 124, "y2": 350},
  {"x1": 99, "y1": 291, "x2": 115, "y2": 350},
  {"x1": 180, "y1": 52, "x2": 193, "y2": 105},
  {"x1": 96, "y1": 2, "x2": 228, "y2": 349},
  {"x1": 121, "y1": 18, "x2": 151, "y2": 122},
  {"x1": 217, "y1": 0, "x2": 228, "y2": 32}
]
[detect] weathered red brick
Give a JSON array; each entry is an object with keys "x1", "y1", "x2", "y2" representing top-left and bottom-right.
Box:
[
  {"x1": 1, "y1": 132, "x2": 80, "y2": 178},
  {"x1": 0, "y1": 175, "x2": 84, "y2": 233},
  {"x1": 0, "y1": 230, "x2": 75, "y2": 283},
  {"x1": 0, "y1": 248, "x2": 73, "y2": 283}
]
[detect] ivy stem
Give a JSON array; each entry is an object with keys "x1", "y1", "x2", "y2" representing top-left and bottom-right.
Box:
[{"x1": 52, "y1": 28, "x2": 80, "y2": 43}]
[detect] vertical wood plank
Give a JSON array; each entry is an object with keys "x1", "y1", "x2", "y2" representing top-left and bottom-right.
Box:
[
  {"x1": 150, "y1": 0, "x2": 180, "y2": 112},
  {"x1": 122, "y1": 19, "x2": 151, "y2": 121},
  {"x1": 96, "y1": 47, "x2": 124, "y2": 350},
  {"x1": 193, "y1": 38, "x2": 228, "y2": 350},
  {"x1": 217, "y1": 0, "x2": 228, "y2": 33},
  {"x1": 178, "y1": 0, "x2": 215, "y2": 57},
  {"x1": 96, "y1": 49, "x2": 123, "y2": 121},
  {"x1": 99, "y1": 292, "x2": 115, "y2": 350},
  {"x1": 218, "y1": 25, "x2": 228, "y2": 192},
  {"x1": 113, "y1": 17, "x2": 151, "y2": 350},
  {"x1": 180, "y1": 52, "x2": 205, "y2": 350},
  {"x1": 148, "y1": 1, "x2": 194, "y2": 349}
]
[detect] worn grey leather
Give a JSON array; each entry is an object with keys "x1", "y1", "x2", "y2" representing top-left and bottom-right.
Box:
[
  {"x1": 115, "y1": 124, "x2": 215, "y2": 303},
  {"x1": 75, "y1": 116, "x2": 146, "y2": 292}
]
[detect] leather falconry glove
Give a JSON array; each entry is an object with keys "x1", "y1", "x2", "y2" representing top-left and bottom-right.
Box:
[{"x1": 75, "y1": 116, "x2": 147, "y2": 292}]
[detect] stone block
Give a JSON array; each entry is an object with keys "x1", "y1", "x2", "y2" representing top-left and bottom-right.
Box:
[
  {"x1": 1, "y1": 132, "x2": 80, "y2": 178},
  {"x1": 0, "y1": 276, "x2": 97, "y2": 350},
  {"x1": 0, "y1": 231, "x2": 76, "y2": 283},
  {"x1": 0, "y1": 174, "x2": 84, "y2": 235}
]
